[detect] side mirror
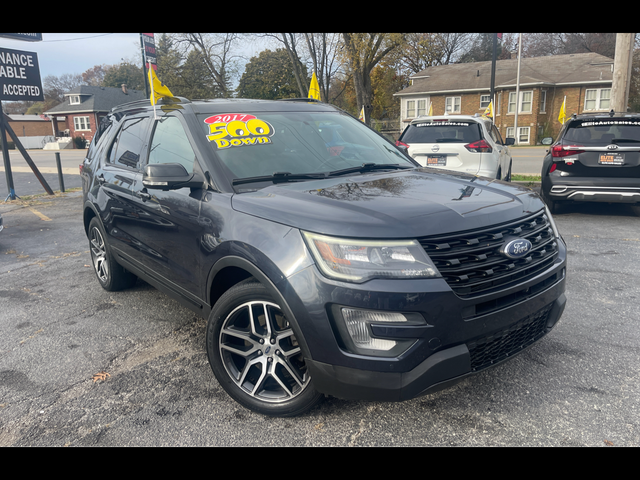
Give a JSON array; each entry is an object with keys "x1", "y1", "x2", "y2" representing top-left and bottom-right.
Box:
[
  {"x1": 505, "y1": 137, "x2": 515, "y2": 146},
  {"x1": 541, "y1": 137, "x2": 553, "y2": 145},
  {"x1": 143, "y1": 163, "x2": 205, "y2": 190}
]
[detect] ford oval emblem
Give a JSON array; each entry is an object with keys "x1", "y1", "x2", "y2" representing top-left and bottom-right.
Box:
[{"x1": 500, "y1": 238, "x2": 532, "y2": 259}]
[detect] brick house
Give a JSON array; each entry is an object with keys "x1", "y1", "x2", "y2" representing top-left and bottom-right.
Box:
[
  {"x1": 44, "y1": 84, "x2": 146, "y2": 146},
  {"x1": 394, "y1": 52, "x2": 615, "y2": 145}
]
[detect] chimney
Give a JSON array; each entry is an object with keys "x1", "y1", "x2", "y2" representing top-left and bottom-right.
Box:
[{"x1": 121, "y1": 84, "x2": 128, "y2": 94}]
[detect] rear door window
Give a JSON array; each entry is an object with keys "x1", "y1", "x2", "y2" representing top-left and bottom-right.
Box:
[{"x1": 108, "y1": 116, "x2": 152, "y2": 169}]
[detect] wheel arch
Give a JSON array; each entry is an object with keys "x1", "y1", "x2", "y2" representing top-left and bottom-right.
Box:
[
  {"x1": 83, "y1": 201, "x2": 100, "y2": 237},
  {"x1": 206, "y1": 255, "x2": 313, "y2": 360}
]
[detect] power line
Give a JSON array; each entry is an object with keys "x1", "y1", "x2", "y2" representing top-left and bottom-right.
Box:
[{"x1": 41, "y1": 33, "x2": 114, "y2": 43}]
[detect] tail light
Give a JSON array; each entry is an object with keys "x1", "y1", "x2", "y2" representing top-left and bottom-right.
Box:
[
  {"x1": 396, "y1": 140, "x2": 409, "y2": 148},
  {"x1": 551, "y1": 144, "x2": 584, "y2": 158},
  {"x1": 465, "y1": 139, "x2": 492, "y2": 153},
  {"x1": 79, "y1": 164, "x2": 84, "y2": 174}
]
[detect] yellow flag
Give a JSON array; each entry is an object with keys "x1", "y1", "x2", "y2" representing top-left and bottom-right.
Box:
[
  {"x1": 558, "y1": 97, "x2": 567, "y2": 124},
  {"x1": 308, "y1": 72, "x2": 320, "y2": 100},
  {"x1": 148, "y1": 67, "x2": 173, "y2": 106},
  {"x1": 483, "y1": 101, "x2": 493, "y2": 119},
  {"x1": 358, "y1": 105, "x2": 365, "y2": 122},
  {"x1": 428, "y1": 102, "x2": 433, "y2": 116}
]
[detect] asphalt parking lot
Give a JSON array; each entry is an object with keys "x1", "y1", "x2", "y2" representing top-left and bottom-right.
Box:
[{"x1": 1, "y1": 187, "x2": 639, "y2": 446}]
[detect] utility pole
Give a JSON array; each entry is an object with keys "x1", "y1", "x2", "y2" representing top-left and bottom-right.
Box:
[{"x1": 611, "y1": 33, "x2": 635, "y2": 113}]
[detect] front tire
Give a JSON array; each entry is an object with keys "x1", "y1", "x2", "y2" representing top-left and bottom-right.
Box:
[{"x1": 206, "y1": 280, "x2": 323, "y2": 417}]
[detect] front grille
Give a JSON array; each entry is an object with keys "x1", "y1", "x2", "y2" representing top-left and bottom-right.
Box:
[
  {"x1": 418, "y1": 210, "x2": 558, "y2": 298},
  {"x1": 467, "y1": 303, "x2": 553, "y2": 372}
]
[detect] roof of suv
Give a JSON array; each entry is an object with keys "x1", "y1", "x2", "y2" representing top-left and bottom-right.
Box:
[
  {"x1": 110, "y1": 96, "x2": 338, "y2": 116},
  {"x1": 410, "y1": 114, "x2": 488, "y2": 124},
  {"x1": 567, "y1": 111, "x2": 640, "y2": 122}
]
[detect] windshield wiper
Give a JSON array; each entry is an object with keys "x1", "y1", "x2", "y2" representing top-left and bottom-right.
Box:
[
  {"x1": 232, "y1": 171, "x2": 326, "y2": 186},
  {"x1": 327, "y1": 163, "x2": 413, "y2": 177}
]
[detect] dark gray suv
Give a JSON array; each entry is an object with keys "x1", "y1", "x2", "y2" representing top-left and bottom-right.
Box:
[
  {"x1": 81, "y1": 97, "x2": 567, "y2": 416},
  {"x1": 541, "y1": 112, "x2": 640, "y2": 214}
]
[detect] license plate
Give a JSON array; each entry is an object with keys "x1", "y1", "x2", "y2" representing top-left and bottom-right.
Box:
[
  {"x1": 599, "y1": 153, "x2": 624, "y2": 165},
  {"x1": 427, "y1": 155, "x2": 446, "y2": 166}
]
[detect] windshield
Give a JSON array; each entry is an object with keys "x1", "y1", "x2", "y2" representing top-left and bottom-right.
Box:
[
  {"x1": 564, "y1": 119, "x2": 640, "y2": 145},
  {"x1": 400, "y1": 121, "x2": 482, "y2": 144},
  {"x1": 198, "y1": 111, "x2": 414, "y2": 181}
]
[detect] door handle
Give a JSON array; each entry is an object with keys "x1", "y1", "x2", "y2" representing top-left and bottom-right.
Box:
[{"x1": 137, "y1": 191, "x2": 151, "y2": 201}]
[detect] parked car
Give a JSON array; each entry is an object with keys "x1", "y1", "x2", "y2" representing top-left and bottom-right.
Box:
[
  {"x1": 396, "y1": 114, "x2": 515, "y2": 181},
  {"x1": 81, "y1": 97, "x2": 567, "y2": 417},
  {"x1": 541, "y1": 112, "x2": 640, "y2": 214}
]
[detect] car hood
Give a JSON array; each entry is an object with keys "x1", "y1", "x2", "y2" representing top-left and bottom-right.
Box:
[{"x1": 231, "y1": 168, "x2": 544, "y2": 238}]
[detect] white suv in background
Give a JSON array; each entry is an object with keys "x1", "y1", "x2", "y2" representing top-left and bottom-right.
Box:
[{"x1": 396, "y1": 115, "x2": 515, "y2": 181}]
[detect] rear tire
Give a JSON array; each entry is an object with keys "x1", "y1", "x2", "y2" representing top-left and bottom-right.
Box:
[
  {"x1": 88, "y1": 217, "x2": 137, "y2": 291},
  {"x1": 542, "y1": 192, "x2": 563, "y2": 214}
]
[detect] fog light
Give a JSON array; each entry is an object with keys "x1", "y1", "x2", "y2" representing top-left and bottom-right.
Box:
[
  {"x1": 342, "y1": 308, "x2": 406, "y2": 351},
  {"x1": 332, "y1": 307, "x2": 425, "y2": 357}
]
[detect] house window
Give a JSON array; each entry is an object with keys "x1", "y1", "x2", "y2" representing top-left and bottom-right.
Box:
[
  {"x1": 74, "y1": 116, "x2": 91, "y2": 131},
  {"x1": 508, "y1": 91, "x2": 533, "y2": 113},
  {"x1": 406, "y1": 98, "x2": 428, "y2": 118},
  {"x1": 584, "y1": 88, "x2": 611, "y2": 111},
  {"x1": 69, "y1": 95, "x2": 80, "y2": 105},
  {"x1": 480, "y1": 95, "x2": 491, "y2": 109},
  {"x1": 407, "y1": 100, "x2": 415, "y2": 118},
  {"x1": 507, "y1": 126, "x2": 531, "y2": 144},
  {"x1": 540, "y1": 90, "x2": 547, "y2": 113},
  {"x1": 446, "y1": 96, "x2": 461, "y2": 113}
]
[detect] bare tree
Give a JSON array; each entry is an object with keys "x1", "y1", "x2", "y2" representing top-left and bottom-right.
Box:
[
  {"x1": 521, "y1": 33, "x2": 617, "y2": 58},
  {"x1": 303, "y1": 33, "x2": 343, "y2": 102},
  {"x1": 171, "y1": 33, "x2": 242, "y2": 97}
]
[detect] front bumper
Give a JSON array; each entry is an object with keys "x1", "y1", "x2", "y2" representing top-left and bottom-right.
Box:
[
  {"x1": 287, "y1": 237, "x2": 567, "y2": 402},
  {"x1": 307, "y1": 291, "x2": 566, "y2": 401}
]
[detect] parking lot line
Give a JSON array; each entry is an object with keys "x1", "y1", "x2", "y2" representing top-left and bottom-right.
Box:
[{"x1": 28, "y1": 208, "x2": 52, "y2": 221}]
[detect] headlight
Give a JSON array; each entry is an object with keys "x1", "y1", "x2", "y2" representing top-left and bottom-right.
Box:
[{"x1": 301, "y1": 231, "x2": 441, "y2": 283}]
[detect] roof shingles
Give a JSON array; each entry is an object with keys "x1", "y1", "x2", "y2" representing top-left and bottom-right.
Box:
[
  {"x1": 396, "y1": 53, "x2": 614, "y2": 96},
  {"x1": 45, "y1": 85, "x2": 147, "y2": 115}
]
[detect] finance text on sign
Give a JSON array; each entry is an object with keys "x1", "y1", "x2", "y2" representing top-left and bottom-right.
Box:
[{"x1": 0, "y1": 47, "x2": 44, "y2": 101}]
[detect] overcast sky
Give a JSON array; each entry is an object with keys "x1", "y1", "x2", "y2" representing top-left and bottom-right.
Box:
[{"x1": 0, "y1": 33, "x2": 268, "y2": 82}]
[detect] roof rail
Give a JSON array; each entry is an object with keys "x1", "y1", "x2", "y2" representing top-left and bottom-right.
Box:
[
  {"x1": 111, "y1": 96, "x2": 191, "y2": 113},
  {"x1": 279, "y1": 98, "x2": 322, "y2": 103}
]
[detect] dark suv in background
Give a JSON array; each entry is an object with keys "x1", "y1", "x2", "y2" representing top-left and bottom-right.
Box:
[
  {"x1": 81, "y1": 97, "x2": 567, "y2": 416},
  {"x1": 541, "y1": 111, "x2": 640, "y2": 214}
]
